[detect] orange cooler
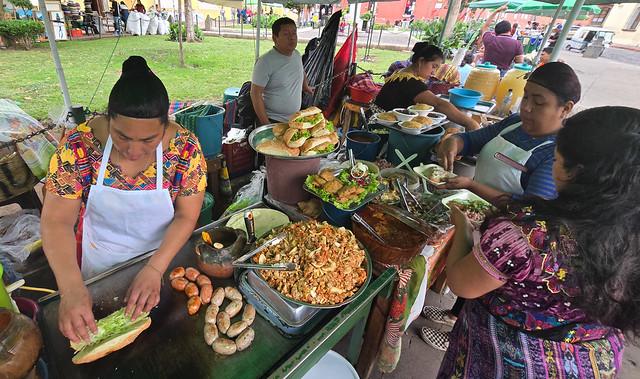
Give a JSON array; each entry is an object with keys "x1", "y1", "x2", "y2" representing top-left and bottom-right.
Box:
[
  {"x1": 495, "y1": 64, "x2": 533, "y2": 112},
  {"x1": 464, "y1": 63, "x2": 501, "y2": 101}
]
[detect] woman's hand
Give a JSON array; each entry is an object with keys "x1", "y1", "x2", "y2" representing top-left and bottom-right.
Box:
[
  {"x1": 58, "y1": 286, "x2": 97, "y2": 343},
  {"x1": 125, "y1": 264, "x2": 162, "y2": 320},
  {"x1": 435, "y1": 135, "x2": 462, "y2": 172},
  {"x1": 438, "y1": 176, "x2": 474, "y2": 190},
  {"x1": 449, "y1": 204, "x2": 469, "y2": 228}
]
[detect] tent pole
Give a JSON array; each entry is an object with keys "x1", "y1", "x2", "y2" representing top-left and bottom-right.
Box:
[
  {"x1": 38, "y1": 0, "x2": 72, "y2": 113},
  {"x1": 550, "y1": 0, "x2": 584, "y2": 62},
  {"x1": 439, "y1": 0, "x2": 455, "y2": 45},
  {"x1": 533, "y1": 0, "x2": 565, "y2": 65},
  {"x1": 255, "y1": 0, "x2": 262, "y2": 61},
  {"x1": 348, "y1": 2, "x2": 359, "y2": 67}
]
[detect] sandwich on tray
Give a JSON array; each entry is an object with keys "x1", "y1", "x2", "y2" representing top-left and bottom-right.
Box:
[{"x1": 288, "y1": 106, "x2": 324, "y2": 130}]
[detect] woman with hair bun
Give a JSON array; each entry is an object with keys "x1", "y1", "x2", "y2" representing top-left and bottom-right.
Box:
[
  {"x1": 375, "y1": 42, "x2": 480, "y2": 131},
  {"x1": 437, "y1": 106, "x2": 640, "y2": 378},
  {"x1": 41, "y1": 56, "x2": 207, "y2": 343}
]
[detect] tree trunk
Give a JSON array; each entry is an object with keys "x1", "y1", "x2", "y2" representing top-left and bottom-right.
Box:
[
  {"x1": 184, "y1": 0, "x2": 195, "y2": 42},
  {"x1": 442, "y1": 0, "x2": 463, "y2": 41},
  {"x1": 177, "y1": 0, "x2": 185, "y2": 66}
]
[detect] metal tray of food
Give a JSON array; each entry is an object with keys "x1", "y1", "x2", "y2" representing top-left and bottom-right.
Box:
[
  {"x1": 248, "y1": 124, "x2": 339, "y2": 160},
  {"x1": 239, "y1": 270, "x2": 328, "y2": 335},
  {"x1": 254, "y1": 246, "x2": 373, "y2": 310},
  {"x1": 303, "y1": 183, "x2": 386, "y2": 212}
]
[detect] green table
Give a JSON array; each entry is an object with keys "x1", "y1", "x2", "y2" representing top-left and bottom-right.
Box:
[{"x1": 38, "y1": 234, "x2": 396, "y2": 379}]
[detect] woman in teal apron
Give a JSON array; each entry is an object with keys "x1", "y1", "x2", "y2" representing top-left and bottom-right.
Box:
[
  {"x1": 436, "y1": 62, "x2": 582, "y2": 207},
  {"x1": 422, "y1": 62, "x2": 582, "y2": 352}
]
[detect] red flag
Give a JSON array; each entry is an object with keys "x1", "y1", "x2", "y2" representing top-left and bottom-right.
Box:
[{"x1": 324, "y1": 29, "x2": 358, "y2": 118}]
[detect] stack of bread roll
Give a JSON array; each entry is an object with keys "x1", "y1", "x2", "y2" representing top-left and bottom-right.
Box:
[{"x1": 256, "y1": 106, "x2": 339, "y2": 157}]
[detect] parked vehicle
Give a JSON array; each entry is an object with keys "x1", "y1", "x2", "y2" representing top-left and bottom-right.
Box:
[{"x1": 566, "y1": 26, "x2": 615, "y2": 53}]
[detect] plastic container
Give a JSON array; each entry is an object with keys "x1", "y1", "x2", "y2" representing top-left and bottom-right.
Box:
[
  {"x1": 223, "y1": 87, "x2": 241, "y2": 105},
  {"x1": 387, "y1": 126, "x2": 445, "y2": 166},
  {"x1": 494, "y1": 63, "x2": 532, "y2": 113},
  {"x1": 349, "y1": 85, "x2": 376, "y2": 104},
  {"x1": 346, "y1": 131, "x2": 381, "y2": 162},
  {"x1": 322, "y1": 202, "x2": 361, "y2": 228},
  {"x1": 464, "y1": 62, "x2": 501, "y2": 101},
  {"x1": 0, "y1": 264, "x2": 13, "y2": 311},
  {"x1": 448, "y1": 88, "x2": 483, "y2": 109},
  {"x1": 266, "y1": 156, "x2": 320, "y2": 205},
  {"x1": 176, "y1": 105, "x2": 225, "y2": 158},
  {"x1": 197, "y1": 192, "x2": 214, "y2": 227},
  {"x1": 352, "y1": 204, "x2": 428, "y2": 266},
  {"x1": 302, "y1": 350, "x2": 360, "y2": 379}
]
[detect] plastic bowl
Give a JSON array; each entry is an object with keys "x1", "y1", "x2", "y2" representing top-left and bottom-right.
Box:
[
  {"x1": 392, "y1": 108, "x2": 417, "y2": 122},
  {"x1": 408, "y1": 104, "x2": 434, "y2": 117},
  {"x1": 448, "y1": 88, "x2": 482, "y2": 109},
  {"x1": 322, "y1": 202, "x2": 359, "y2": 228},
  {"x1": 398, "y1": 121, "x2": 423, "y2": 135}
]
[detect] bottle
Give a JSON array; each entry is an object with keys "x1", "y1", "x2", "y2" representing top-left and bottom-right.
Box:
[
  {"x1": 499, "y1": 89, "x2": 513, "y2": 117},
  {"x1": 219, "y1": 159, "x2": 232, "y2": 197}
]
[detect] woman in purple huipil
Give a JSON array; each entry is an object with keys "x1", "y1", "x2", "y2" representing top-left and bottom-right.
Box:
[{"x1": 437, "y1": 106, "x2": 640, "y2": 378}]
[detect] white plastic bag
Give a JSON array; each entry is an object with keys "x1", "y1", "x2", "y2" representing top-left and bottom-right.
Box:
[
  {"x1": 0, "y1": 209, "x2": 41, "y2": 263},
  {"x1": 222, "y1": 168, "x2": 266, "y2": 217}
]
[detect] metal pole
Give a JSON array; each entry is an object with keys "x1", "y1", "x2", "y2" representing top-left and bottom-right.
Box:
[
  {"x1": 177, "y1": 0, "x2": 185, "y2": 67},
  {"x1": 407, "y1": 25, "x2": 413, "y2": 48},
  {"x1": 218, "y1": 16, "x2": 221, "y2": 35},
  {"x1": 38, "y1": 0, "x2": 72, "y2": 112},
  {"x1": 378, "y1": 24, "x2": 383, "y2": 47},
  {"x1": 255, "y1": 0, "x2": 262, "y2": 61},
  {"x1": 439, "y1": 0, "x2": 455, "y2": 45},
  {"x1": 348, "y1": 2, "x2": 359, "y2": 66},
  {"x1": 533, "y1": 0, "x2": 566, "y2": 65},
  {"x1": 550, "y1": 0, "x2": 584, "y2": 62}
]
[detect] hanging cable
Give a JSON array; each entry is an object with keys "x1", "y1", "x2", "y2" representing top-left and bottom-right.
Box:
[{"x1": 87, "y1": 32, "x2": 122, "y2": 111}]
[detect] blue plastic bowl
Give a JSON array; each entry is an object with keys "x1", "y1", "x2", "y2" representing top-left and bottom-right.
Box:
[
  {"x1": 322, "y1": 201, "x2": 362, "y2": 228},
  {"x1": 449, "y1": 88, "x2": 483, "y2": 109}
]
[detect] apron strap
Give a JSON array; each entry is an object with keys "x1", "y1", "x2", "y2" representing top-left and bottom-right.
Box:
[
  {"x1": 498, "y1": 121, "x2": 556, "y2": 153},
  {"x1": 96, "y1": 136, "x2": 114, "y2": 187},
  {"x1": 155, "y1": 142, "x2": 163, "y2": 190}
]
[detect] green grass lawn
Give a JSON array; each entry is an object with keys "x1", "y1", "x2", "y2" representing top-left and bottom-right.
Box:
[{"x1": 0, "y1": 35, "x2": 408, "y2": 120}]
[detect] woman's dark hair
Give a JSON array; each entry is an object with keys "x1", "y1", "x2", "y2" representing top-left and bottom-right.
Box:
[
  {"x1": 461, "y1": 51, "x2": 474, "y2": 67},
  {"x1": 272, "y1": 17, "x2": 296, "y2": 36},
  {"x1": 107, "y1": 56, "x2": 169, "y2": 125},
  {"x1": 495, "y1": 20, "x2": 511, "y2": 35},
  {"x1": 410, "y1": 42, "x2": 444, "y2": 64},
  {"x1": 527, "y1": 62, "x2": 581, "y2": 104},
  {"x1": 536, "y1": 106, "x2": 640, "y2": 336}
]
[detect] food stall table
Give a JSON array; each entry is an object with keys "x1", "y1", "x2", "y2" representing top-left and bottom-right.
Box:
[{"x1": 36, "y1": 207, "x2": 396, "y2": 379}]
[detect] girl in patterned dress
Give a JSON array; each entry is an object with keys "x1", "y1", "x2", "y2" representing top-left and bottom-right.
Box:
[{"x1": 438, "y1": 106, "x2": 640, "y2": 378}]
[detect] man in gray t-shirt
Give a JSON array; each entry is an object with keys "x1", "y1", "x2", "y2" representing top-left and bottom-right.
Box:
[{"x1": 251, "y1": 17, "x2": 313, "y2": 124}]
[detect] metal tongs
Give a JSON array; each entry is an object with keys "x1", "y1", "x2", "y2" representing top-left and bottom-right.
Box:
[
  {"x1": 352, "y1": 213, "x2": 386, "y2": 244},
  {"x1": 394, "y1": 178, "x2": 424, "y2": 212},
  {"x1": 232, "y1": 232, "x2": 296, "y2": 271}
]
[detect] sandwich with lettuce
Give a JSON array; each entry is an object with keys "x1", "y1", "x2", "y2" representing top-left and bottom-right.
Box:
[{"x1": 70, "y1": 308, "x2": 151, "y2": 364}]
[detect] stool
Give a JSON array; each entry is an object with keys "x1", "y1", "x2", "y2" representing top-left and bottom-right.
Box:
[{"x1": 338, "y1": 99, "x2": 370, "y2": 144}]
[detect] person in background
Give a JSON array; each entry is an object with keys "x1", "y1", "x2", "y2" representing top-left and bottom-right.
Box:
[
  {"x1": 111, "y1": 0, "x2": 121, "y2": 36},
  {"x1": 458, "y1": 51, "x2": 474, "y2": 86},
  {"x1": 510, "y1": 22, "x2": 520, "y2": 38},
  {"x1": 251, "y1": 17, "x2": 314, "y2": 125},
  {"x1": 134, "y1": 0, "x2": 145, "y2": 14},
  {"x1": 41, "y1": 56, "x2": 206, "y2": 343},
  {"x1": 220, "y1": 7, "x2": 226, "y2": 22},
  {"x1": 374, "y1": 42, "x2": 480, "y2": 131},
  {"x1": 436, "y1": 106, "x2": 639, "y2": 378},
  {"x1": 481, "y1": 5, "x2": 524, "y2": 75},
  {"x1": 537, "y1": 47, "x2": 553, "y2": 68},
  {"x1": 236, "y1": 8, "x2": 241, "y2": 24},
  {"x1": 382, "y1": 59, "x2": 411, "y2": 79},
  {"x1": 119, "y1": 1, "x2": 129, "y2": 31},
  {"x1": 422, "y1": 63, "x2": 582, "y2": 351},
  {"x1": 548, "y1": 24, "x2": 563, "y2": 48}
]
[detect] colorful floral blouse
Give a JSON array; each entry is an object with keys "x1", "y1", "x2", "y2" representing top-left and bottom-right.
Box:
[
  {"x1": 45, "y1": 122, "x2": 207, "y2": 202},
  {"x1": 473, "y1": 207, "x2": 620, "y2": 343}
]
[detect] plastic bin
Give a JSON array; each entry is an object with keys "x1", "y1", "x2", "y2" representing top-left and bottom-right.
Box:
[
  {"x1": 197, "y1": 192, "x2": 214, "y2": 227},
  {"x1": 176, "y1": 105, "x2": 225, "y2": 158},
  {"x1": 387, "y1": 126, "x2": 445, "y2": 166}
]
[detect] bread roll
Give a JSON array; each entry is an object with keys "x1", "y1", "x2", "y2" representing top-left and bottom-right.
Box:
[
  {"x1": 256, "y1": 139, "x2": 301, "y2": 157},
  {"x1": 283, "y1": 128, "x2": 310, "y2": 148}
]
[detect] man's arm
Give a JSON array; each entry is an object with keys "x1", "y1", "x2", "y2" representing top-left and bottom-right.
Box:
[
  {"x1": 481, "y1": 4, "x2": 508, "y2": 35},
  {"x1": 303, "y1": 73, "x2": 314, "y2": 95},
  {"x1": 250, "y1": 84, "x2": 270, "y2": 126}
]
